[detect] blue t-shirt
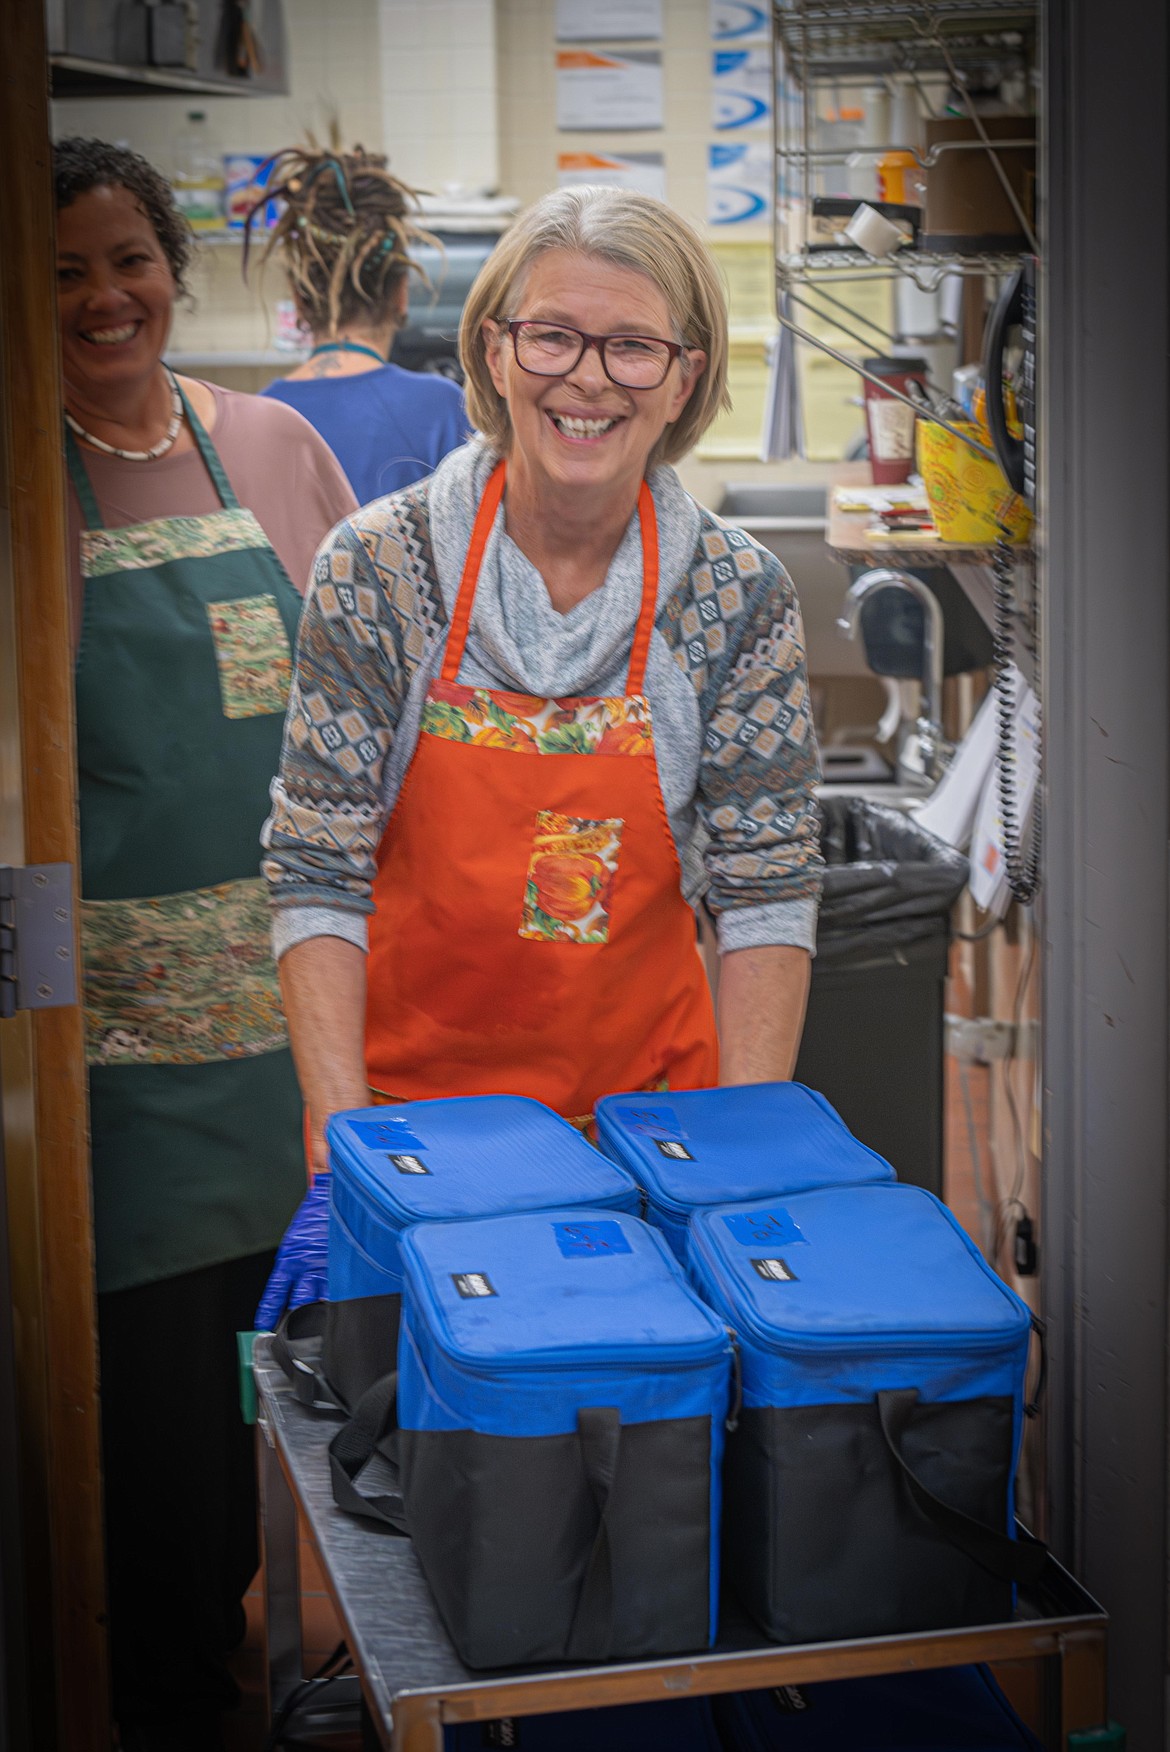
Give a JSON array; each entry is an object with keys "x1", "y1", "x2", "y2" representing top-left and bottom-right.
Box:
[{"x1": 262, "y1": 362, "x2": 468, "y2": 506}]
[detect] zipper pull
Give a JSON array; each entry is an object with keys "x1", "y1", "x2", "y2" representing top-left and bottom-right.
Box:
[{"x1": 725, "y1": 1326, "x2": 742, "y2": 1433}]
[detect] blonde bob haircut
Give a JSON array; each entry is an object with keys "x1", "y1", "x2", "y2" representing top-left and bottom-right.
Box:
[{"x1": 459, "y1": 186, "x2": 731, "y2": 467}]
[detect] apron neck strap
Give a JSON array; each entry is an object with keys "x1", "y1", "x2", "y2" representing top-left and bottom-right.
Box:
[
  {"x1": 62, "y1": 375, "x2": 240, "y2": 525},
  {"x1": 439, "y1": 461, "x2": 662, "y2": 695},
  {"x1": 441, "y1": 458, "x2": 506, "y2": 683},
  {"x1": 175, "y1": 379, "x2": 240, "y2": 510},
  {"x1": 626, "y1": 478, "x2": 659, "y2": 696},
  {"x1": 64, "y1": 428, "x2": 104, "y2": 531}
]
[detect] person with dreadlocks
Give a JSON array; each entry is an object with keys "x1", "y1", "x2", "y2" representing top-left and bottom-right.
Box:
[
  {"x1": 53, "y1": 136, "x2": 356, "y2": 1750},
  {"x1": 255, "y1": 145, "x2": 468, "y2": 505}
]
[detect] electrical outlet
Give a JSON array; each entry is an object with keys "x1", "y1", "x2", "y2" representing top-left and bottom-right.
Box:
[{"x1": 945, "y1": 1014, "x2": 1039, "y2": 1064}]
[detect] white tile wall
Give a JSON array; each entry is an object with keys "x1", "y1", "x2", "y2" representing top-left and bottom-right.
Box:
[{"x1": 380, "y1": 0, "x2": 499, "y2": 193}]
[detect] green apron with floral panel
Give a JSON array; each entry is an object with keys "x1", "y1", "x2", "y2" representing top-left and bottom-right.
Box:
[{"x1": 68, "y1": 391, "x2": 305, "y2": 1293}]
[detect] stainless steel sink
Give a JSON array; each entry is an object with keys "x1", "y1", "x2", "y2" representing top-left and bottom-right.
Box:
[{"x1": 717, "y1": 483, "x2": 829, "y2": 521}]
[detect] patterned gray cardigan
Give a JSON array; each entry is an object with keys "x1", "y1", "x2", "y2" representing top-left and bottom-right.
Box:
[{"x1": 261, "y1": 476, "x2": 824, "y2": 956}]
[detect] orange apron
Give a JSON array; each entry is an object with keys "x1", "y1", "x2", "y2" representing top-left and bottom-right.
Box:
[{"x1": 365, "y1": 460, "x2": 719, "y2": 1119}]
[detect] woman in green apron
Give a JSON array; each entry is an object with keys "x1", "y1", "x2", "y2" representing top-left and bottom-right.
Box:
[{"x1": 55, "y1": 138, "x2": 356, "y2": 1752}]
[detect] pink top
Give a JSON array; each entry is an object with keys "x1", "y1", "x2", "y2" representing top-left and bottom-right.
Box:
[{"x1": 66, "y1": 380, "x2": 358, "y2": 641}]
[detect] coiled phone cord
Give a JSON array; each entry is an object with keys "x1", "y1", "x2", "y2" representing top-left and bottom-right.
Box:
[{"x1": 992, "y1": 528, "x2": 1042, "y2": 905}]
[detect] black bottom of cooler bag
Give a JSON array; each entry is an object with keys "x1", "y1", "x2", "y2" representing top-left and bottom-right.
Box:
[
  {"x1": 400, "y1": 1415, "x2": 713, "y2": 1670},
  {"x1": 272, "y1": 1295, "x2": 401, "y2": 1416},
  {"x1": 322, "y1": 1294, "x2": 401, "y2": 1414},
  {"x1": 724, "y1": 1397, "x2": 1018, "y2": 1643}
]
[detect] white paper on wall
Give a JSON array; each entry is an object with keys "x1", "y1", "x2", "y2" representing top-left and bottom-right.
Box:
[
  {"x1": 711, "y1": 1, "x2": 770, "y2": 41},
  {"x1": 556, "y1": 0, "x2": 662, "y2": 40},
  {"x1": 912, "y1": 679, "x2": 1007, "y2": 851},
  {"x1": 708, "y1": 141, "x2": 772, "y2": 225},
  {"x1": 712, "y1": 46, "x2": 773, "y2": 130},
  {"x1": 556, "y1": 49, "x2": 664, "y2": 132},
  {"x1": 557, "y1": 151, "x2": 666, "y2": 200}
]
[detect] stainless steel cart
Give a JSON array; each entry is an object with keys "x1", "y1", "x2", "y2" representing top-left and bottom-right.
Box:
[{"x1": 253, "y1": 1336, "x2": 1108, "y2": 1751}]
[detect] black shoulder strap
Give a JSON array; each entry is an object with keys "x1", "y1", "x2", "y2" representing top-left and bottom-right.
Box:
[
  {"x1": 269, "y1": 1304, "x2": 348, "y2": 1414},
  {"x1": 566, "y1": 1406, "x2": 622, "y2": 1661},
  {"x1": 878, "y1": 1388, "x2": 1047, "y2": 1586},
  {"x1": 327, "y1": 1372, "x2": 407, "y2": 1533}
]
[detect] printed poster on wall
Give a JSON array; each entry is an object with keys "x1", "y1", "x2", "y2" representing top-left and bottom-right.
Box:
[
  {"x1": 558, "y1": 152, "x2": 667, "y2": 200},
  {"x1": 556, "y1": 0, "x2": 662, "y2": 40},
  {"x1": 712, "y1": 46, "x2": 773, "y2": 130},
  {"x1": 711, "y1": 0, "x2": 769, "y2": 40},
  {"x1": 708, "y1": 141, "x2": 773, "y2": 225},
  {"x1": 556, "y1": 49, "x2": 663, "y2": 131}
]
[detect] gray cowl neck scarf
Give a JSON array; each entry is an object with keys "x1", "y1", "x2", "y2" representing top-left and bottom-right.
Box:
[{"x1": 426, "y1": 434, "x2": 701, "y2": 697}]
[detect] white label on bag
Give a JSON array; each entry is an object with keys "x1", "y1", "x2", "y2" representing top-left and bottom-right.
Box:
[
  {"x1": 655, "y1": 1138, "x2": 695, "y2": 1160},
  {"x1": 751, "y1": 1257, "x2": 798, "y2": 1282},
  {"x1": 452, "y1": 1272, "x2": 497, "y2": 1298},
  {"x1": 391, "y1": 1154, "x2": 429, "y2": 1174}
]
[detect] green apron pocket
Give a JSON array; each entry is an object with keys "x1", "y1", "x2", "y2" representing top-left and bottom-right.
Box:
[
  {"x1": 206, "y1": 593, "x2": 292, "y2": 719},
  {"x1": 82, "y1": 877, "x2": 288, "y2": 1065}
]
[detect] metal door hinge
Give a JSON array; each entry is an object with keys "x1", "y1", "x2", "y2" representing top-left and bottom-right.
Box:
[{"x1": 0, "y1": 864, "x2": 78, "y2": 1020}]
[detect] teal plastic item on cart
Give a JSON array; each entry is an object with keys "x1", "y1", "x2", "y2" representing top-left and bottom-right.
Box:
[{"x1": 237, "y1": 1330, "x2": 259, "y2": 1426}]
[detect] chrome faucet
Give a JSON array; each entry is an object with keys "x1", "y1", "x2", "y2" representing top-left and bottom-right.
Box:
[{"x1": 837, "y1": 568, "x2": 952, "y2": 784}]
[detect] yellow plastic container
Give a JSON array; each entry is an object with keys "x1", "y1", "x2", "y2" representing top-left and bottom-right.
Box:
[{"x1": 917, "y1": 418, "x2": 1033, "y2": 544}]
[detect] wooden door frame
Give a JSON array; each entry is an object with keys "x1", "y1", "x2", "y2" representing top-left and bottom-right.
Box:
[{"x1": 0, "y1": 1, "x2": 109, "y2": 1745}]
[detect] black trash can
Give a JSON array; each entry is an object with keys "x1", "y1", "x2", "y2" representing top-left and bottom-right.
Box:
[{"x1": 793, "y1": 797, "x2": 968, "y2": 1195}]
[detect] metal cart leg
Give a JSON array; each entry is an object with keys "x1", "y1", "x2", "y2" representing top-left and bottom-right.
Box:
[
  {"x1": 393, "y1": 1693, "x2": 444, "y2": 1752},
  {"x1": 256, "y1": 1416, "x2": 303, "y2": 1720},
  {"x1": 1059, "y1": 1628, "x2": 1110, "y2": 1746}
]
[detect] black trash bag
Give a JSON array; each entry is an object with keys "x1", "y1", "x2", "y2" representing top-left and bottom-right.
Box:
[{"x1": 815, "y1": 796, "x2": 968, "y2": 965}]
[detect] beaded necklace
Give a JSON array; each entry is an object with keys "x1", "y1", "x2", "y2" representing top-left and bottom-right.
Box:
[{"x1": 64, "y1": 368, "x2": 184, "y2": 463}]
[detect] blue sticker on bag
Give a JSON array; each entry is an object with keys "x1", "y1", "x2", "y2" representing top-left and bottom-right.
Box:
[
  {"x1": 552, "y1": 1221, "x2": 633, "y2": 1258},
  {"x1": 612, "y1": 1104, "x2": 687, "y2": 1142},
  {"x1": 722, "y1": 1208, "x2": 808, "y2": 1248},
  {"x1": 349, "y1": 1116, "x2": 427, "y2": 1153}
]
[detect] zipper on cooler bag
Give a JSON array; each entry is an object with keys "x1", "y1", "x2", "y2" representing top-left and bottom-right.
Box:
[
  {"x1": 725, "y1": 1328, "x2": 742, "y2": 1432},
  {"x1": 690, "y1": 1234, "x2": 1028, "y2": 1360}
]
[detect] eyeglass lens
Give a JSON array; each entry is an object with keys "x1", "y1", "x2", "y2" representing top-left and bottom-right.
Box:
[{"x1": 512, "y1": 322, "x2": 674, "y2": 388}]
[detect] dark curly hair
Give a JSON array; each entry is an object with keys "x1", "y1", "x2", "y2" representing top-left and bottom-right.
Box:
[{"x1": 53, "y1": 136, "x2": 194, "y2": 294}]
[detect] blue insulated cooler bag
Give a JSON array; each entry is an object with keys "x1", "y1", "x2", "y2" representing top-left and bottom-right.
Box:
[
  {"x1": 712, "y1": 1667, "x2": 1042, "y2": 1749},
  {"x1": 687, "y1": 1183, "x2": 1044, "y2": 1644},
  {"x1": 318, "y1": 1096, "x2": 638, "y2": 1410},
  {"x1": 444, "y1": 1696, "x2": 724, "y2": 1750},
  {"x1": 396, "y1": 1209, "x2": 734, "y2": 1669},
  {"x1": 594, "y1": 1083, "x2": 895, "y2": 1258}
]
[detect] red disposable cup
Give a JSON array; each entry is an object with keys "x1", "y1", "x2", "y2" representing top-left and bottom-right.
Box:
[{"x1": 863, "y1": 356, "x2": 929, "y2": 484}]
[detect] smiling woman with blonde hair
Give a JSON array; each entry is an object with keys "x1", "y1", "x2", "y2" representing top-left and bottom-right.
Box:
[{"x1": 258, "y1": 185, "x2": 825, "y2": 1320}]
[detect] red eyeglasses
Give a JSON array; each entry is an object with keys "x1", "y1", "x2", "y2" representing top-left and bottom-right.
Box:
[{"x1": 501, "y1": 319, "x2": 685, "y2": 389}]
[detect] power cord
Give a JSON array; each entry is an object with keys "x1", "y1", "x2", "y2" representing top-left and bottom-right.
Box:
[
  {"x1": 262, "y1": 1640, "x2": 354, "y2": 1752},
  {"x1": 992, "y1": 531, "x2": 1042, "y2": 906},
  {"x1": 991, "y1": 918, "x2": 1039, "y2": 1276}
]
